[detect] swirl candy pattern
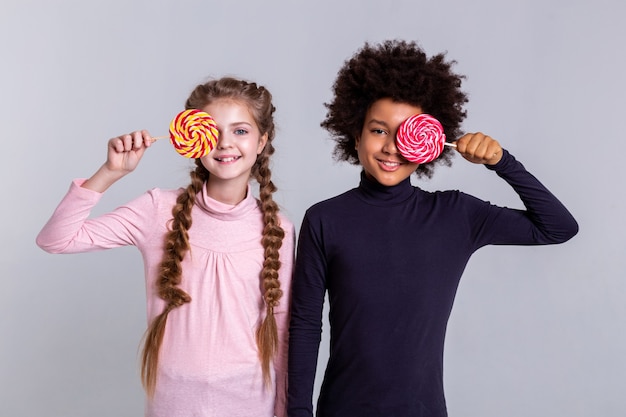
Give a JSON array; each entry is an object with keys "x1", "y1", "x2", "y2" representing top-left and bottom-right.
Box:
[
  {"x1": 396, "y1": 114, "x2": 447, "y2": 164},
  {"x1": 169, "y1": 109, "x2": 219, "y2": 158}
]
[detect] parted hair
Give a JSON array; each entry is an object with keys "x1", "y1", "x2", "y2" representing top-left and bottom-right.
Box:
[
  {"x1": 322, "y1": 39, "x2": 469, "y2": 178},
  {"x1": 141, "y1": 77, "x2": 285, "y2": 396}
]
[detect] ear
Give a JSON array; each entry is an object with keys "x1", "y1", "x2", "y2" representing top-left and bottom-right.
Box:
[
  {"x1": 355, "y1": 134, "x2": 361, "y2": 150},
  {"x1": 257, "y1": 132, "x2": 269, "y2": 154}
]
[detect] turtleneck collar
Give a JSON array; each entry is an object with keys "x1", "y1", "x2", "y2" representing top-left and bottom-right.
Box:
[
  {"x1": 356, "y1": 171, "x2": 416, "y2": 206},
  {"x1": 194, "y1": 183, "x2": 259, "y2": 221}
]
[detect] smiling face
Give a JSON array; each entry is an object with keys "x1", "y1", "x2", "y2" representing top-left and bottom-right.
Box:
[
  {"x1": 199, "y1": 98, "x2": 267, "y2": 203},
  {"x1": 356, "y1": 98, "x2": 421, "y2": 186}
]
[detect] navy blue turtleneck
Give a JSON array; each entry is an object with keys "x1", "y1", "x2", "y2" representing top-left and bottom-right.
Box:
[{"x1": 287, "y1": 150, "x2": 578, "y2": 417}]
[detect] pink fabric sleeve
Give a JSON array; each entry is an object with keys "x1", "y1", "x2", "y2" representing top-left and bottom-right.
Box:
[
  {"x1": 273, "y1": 218, "x2": 295, "y2": 417},
  {"x1": 36, "y1": 179, "x2": 160, "y2": 253}
]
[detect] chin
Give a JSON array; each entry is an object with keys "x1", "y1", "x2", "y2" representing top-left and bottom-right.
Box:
[
  {"x1": 371, "y1": 174, "x2": 404, "y2": 187},
  {"x1": 380, "y1": 179, "x2": 403, "y2": 187}
]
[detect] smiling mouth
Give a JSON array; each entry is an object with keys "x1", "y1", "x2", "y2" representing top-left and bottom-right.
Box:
[
  {"x1": 215, "y1": 156, "x2": 241, "y2": 162},
  {"x1": 378, "y1": 159, "x2": 401, "y2": 167}
]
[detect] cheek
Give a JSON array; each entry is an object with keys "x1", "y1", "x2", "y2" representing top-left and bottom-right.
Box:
[
  {"x1": 358, "y1": 136, "x2": 377, "y2": 155},
  {"x1": 198, "y1": 157, "x2": 210, "y2": 172},
  {"x1": 256, "y1": 133, "x2": 269, "y2": 154},
  {"x1": 356, "y1": 146, "x2": 369, "y2": 166},
  {"x1": 355, "y1": 132, "x2": 367, "y2": 154},
  {"x1": 355, "y1": 129, "x2": 366, "y2": 148}
]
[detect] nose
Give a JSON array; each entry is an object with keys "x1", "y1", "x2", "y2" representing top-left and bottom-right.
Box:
[
  {"x1": 216, "y1": 130, "x2": 233, "y2": 149},
  {"x1": 382, "y1": 131, "x2": 399, "y2": 154}
]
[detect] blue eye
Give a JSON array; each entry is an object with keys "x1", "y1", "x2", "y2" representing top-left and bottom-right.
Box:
[{"x1": 234, "y1": 128, "x2": 248, "y2": 135}]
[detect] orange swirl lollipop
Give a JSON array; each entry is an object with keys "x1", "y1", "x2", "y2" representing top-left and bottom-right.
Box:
[{"x1": 169, "y1": 109, "x2": 219, "y2": 158}]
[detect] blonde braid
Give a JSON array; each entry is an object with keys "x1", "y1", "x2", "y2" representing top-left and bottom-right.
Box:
[
  {"x1": 254, "y1": 138, "x2": 285, "y2": 385},
  {"x1": 141, "y1": 163, "x2": 207, "y2": 396}
]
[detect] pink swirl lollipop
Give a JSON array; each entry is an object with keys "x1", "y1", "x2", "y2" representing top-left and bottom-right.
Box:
[{"x1": 396, "y1": 114, "x2": 448, "y2": 164}]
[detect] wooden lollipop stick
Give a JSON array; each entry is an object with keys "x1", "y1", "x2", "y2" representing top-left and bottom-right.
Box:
[{"x1": 149, "y1": 135, "x2": 169, "y2": 143}]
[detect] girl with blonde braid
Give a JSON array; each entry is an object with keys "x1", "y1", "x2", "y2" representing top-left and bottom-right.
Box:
[{"x1": 37, "y1": 77, "x2": 294, "y2": 417}]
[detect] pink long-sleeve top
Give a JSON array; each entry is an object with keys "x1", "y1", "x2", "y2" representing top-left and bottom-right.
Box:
[{"x1": 36, "y1": 179, "x2": 295, "y2": 417}]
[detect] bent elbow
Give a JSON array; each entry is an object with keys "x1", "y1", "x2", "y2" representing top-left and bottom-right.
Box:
[
  {"x1": 563, "y1": 218, "x2": 580, "y2": 242},
  {"x1": 546, "y1": 217, "x2": 579, "y2": 244},
  {"x1": 35, "y1": 233, "x2": 65, "y2": 254}
]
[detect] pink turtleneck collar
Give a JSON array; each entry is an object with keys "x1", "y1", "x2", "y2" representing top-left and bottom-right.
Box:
[{"x1": 194, "y1": 183, "x2": 259, "y2": 221}]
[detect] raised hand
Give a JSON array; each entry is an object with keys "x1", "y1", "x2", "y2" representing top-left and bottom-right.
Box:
[
  {"x1": 105, "y1": 130, "x2": 154, "y2": 174},
  {"x1": 82, "y1": 130, "x2": 154, "y2": 193},
  {"x1": 454, "y1": 132, "x2": 503, "y2": 165}
]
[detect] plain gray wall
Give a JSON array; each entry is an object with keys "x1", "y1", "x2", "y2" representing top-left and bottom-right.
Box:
[{"x1": 2, "y1": 0, "x2": 624, "y2": 416}]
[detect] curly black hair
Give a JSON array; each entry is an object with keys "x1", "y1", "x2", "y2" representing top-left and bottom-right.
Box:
[{"x1": 321, "y1": 40, "x2": 469, "y2": 178}]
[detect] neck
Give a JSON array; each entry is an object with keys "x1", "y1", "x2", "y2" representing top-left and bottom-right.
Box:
[
  {"x1": 204, "y1": 177, "x2": 249, "y2": 205},
  {"x1": 357, "y1": 170, "x2": 415, "y2": 206}
]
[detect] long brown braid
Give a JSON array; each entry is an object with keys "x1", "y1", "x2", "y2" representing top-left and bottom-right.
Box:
[{"x1": 140, "y1": 77, "x2": 285, "y2": 396}]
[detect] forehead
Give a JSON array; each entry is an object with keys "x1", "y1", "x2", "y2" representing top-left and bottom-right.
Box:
[
  {"x1": 203, "y1": 98, "x2": 255, "y2": 121},
  {"x1": 366, "y1": 98, "x2": 423, "y2": 124}
]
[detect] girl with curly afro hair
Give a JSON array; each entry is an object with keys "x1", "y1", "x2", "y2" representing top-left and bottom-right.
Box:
[
  {"x1": 288, "y1": 40, "x2": 578, "y2": 416},
  {"x1": 322, "y1": 39, "x2": 468, "y2": 179}
]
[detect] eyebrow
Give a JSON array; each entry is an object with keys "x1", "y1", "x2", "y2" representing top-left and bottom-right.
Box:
[
  {"x1": 367, "y1": 118, "x2": 390, "y2": 128},
  {"x1": 227, "y1": 121, "x2": 254, "y2": 128}
]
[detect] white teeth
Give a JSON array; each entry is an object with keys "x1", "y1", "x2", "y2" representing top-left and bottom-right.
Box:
[
  {"x1": 381, "y1": 161, "x2": 400, "y2": 167},
  {"x1": 218, "y1": 157, "x2": 238, "y2": 162}
]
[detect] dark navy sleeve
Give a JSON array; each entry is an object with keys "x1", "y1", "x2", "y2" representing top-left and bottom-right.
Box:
[
  {"x1": 287, "y1": 212, "x2": 327, "y2": 417},
  {"x1": 466, "y1": 150, "x2": 579, "y2": 248}
]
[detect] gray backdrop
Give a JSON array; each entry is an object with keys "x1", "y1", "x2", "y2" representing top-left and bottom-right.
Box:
[{"x1": 1, "y1": 0, "x2": 624, "y2": 416}]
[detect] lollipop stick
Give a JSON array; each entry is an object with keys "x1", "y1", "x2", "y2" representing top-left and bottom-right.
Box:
[
  {"x1": 444, "y1": 142, "x2": 457, "y2": 148},
  {"x1": 150, "y1": 135, "x2": 169, "y2": 143}
]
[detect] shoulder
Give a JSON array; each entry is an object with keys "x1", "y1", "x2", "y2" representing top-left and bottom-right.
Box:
[
  {"x1": 146, "y1": 186, "x2": 184, "y2": 198},
  {"x1": 304, "y1": 188, "x2": 358, "y2": 219},
  {"x1": 427, "y1": 188, "x2": 472, "y2": 202},
  {"x1": 118, "y1": 187, "x2": 185, "y2": 221},
  {"x1": 140, "y1": 187, "x2": 183, "y2": 206},
  {"x1": 426, "y1": 188, "x2": 491, "y2": 213}
]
